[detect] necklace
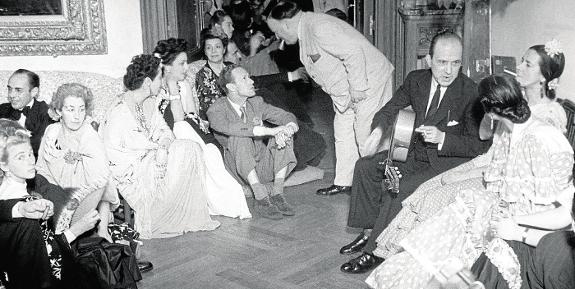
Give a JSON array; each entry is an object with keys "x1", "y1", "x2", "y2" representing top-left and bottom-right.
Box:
[{"x1": 134, "y1": 103, "x2": 150, "y2": 135}]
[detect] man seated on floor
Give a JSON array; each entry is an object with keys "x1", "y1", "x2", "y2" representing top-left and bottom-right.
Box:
[
  {"x1": 339, "y1": 31, "x2": 491, "y2": 274},
  {"x1": 1, "y1": 69, "x2": 55, "y2": 158},
  {"x1": 207, "y1": 64, "x2": 299, "y2": 220}
]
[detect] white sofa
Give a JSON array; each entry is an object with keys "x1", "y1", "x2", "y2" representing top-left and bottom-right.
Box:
[{"x1": 0, "y1": 70, "x2": 124, "y2": 124}]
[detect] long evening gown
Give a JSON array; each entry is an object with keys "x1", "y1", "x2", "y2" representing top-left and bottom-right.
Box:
[{"x1": 101, "y1": 98, "x2": 220, "y2": 239}]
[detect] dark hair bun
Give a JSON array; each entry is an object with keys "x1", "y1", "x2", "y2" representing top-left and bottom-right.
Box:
[
  {"x1": 153, "y1": 38, "x2": 188, "y2": 65},
  {"x1": 123, "y1": 54, "x2": 161, "y2": 91},
  {"x1": 479, "y1": 74, "x2": 531, "y2": 124}
]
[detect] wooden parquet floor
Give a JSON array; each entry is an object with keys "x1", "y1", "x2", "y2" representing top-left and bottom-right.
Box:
[{"x1": 138, "y1": 88, "x2": 371, "y2": 289}]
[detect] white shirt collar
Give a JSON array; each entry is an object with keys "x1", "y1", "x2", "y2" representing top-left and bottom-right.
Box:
[
  {"x1": 0, "y1": 177, "x2": 29, "y2": 200},
  {"x1": 23, "y1": 98, "x2": 34, "y2": 110},
  {"x1": 227, "y1": 97, "x2": 245, "y2": 117},
  {"x1": 427, "y1": 77, "x2": 448, "y2": 114}
]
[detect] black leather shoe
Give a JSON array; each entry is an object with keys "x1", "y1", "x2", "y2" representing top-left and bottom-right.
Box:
[
  {"x1": 138, "y1": 260, "x2": 154, "y2": 273},
  {"x1": 316, "y1": 185, "x2": 351, "y2": 195},
  {"x1": 339, "y1": 233, "x2": 369, "y2": 255},
  {"x1": 340, "y1": 252, "x2": 384, "y2": 274}
]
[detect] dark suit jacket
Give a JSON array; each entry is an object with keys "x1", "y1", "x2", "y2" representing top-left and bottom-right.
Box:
[
  {"x1": 0, "y1": 100, "x2": 55, "y2": 157},
  {"x1": 207, "y1": 96, "x2": 297, "y2": 149},
  {"x1": 0, "y1": 175, "x2": 66, "y2": 223},
  {"x1": 0, "y1": 199, "x2": 21, "y2": 222},
  {"x1": 371, "y1": 69, "x2": 490, "y2": 172}
]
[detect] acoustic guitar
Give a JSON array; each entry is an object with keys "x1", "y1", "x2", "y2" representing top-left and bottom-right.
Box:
[{"x1": 379, "y1": 109, "x2": 416, "y2": 195}]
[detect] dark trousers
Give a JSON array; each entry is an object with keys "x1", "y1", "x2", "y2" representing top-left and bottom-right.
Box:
[
  {"x1": 527, "y1": 231, "x2": 575, "y2": 289},
  {"x1": 0, "y1": 219, "x2": 52, "y2": 289},
  {"x1": 470, "y1": 233, "x2": 575, "y2": 289},
  {"x1": 347, "y1": 150, "x2": 441, "y2": 253}
]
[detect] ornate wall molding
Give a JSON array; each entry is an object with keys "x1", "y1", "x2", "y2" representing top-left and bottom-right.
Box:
[{"x1": 0, "y1": 0, "x2": 107, "y2": 56}]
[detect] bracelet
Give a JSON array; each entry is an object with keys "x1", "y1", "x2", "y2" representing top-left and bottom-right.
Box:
[
  {"x1": 521, "y1": 227, "x2": 529, "y2": 243},
  {"x1": 169, "y1": 94, "x2": 181, "y2": 101}
]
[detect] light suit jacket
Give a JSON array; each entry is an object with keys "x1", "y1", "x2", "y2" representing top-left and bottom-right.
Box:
[
  {"x1": 297, "y1": 11, "x2": 394, "y2": 112},
  {"x1": 206, "y1": 96, "x2": 297, "y2": 149}
]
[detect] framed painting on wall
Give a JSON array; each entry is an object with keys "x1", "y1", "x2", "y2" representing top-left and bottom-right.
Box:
[{"x1": 0, "y1": 0, "x2": 107, "y2": 56}]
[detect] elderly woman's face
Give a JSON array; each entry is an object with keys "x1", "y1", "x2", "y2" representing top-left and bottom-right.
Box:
[
  {"x1": 205, "y1": 38, "x2": 225, "y2": 64},
  {"x1": 3, "y1": 142, "x2": 35, "y2": 181},
  {"x1": 59, "y1": 96, "x2": 86, "y2": 131}
]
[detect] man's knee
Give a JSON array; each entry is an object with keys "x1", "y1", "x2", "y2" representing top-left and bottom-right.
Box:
[
  {"x1": 228, "y1": 136, "x2": 255, "y2": 152},
  {"x1": 353, "y1": 154, "x2": 384, "y2": 183},
  {"x1": 226, "y1": 140, "x2": 257, "y2": 181},
  {"x1": 355, "y1": 156, "x2": 377, "y2": 173}
]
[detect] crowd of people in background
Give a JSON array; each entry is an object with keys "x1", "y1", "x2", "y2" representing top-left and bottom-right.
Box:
[{"x1": 0, "y1": 0, "x2": 573, "y2": 288}]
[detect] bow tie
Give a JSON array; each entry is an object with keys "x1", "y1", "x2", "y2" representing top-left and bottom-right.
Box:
[{"x1": 11, "y1": 106, "x2": 31, "y2": 120}]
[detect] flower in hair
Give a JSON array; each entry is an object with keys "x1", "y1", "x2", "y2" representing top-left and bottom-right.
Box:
[
  {"x1": 548, "y1": 78, "x2": 560, "y2": 91},
  {"x1": 153, "y1": 52, "x2": 162, "y2": 59},
  {"x1": 544, "y1": 39, "x2": 563, "y2": 57}
]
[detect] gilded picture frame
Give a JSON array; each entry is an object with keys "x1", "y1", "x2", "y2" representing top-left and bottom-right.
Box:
[{"x1": 0, "y1": 0, "x2": 107, "y2": 56}]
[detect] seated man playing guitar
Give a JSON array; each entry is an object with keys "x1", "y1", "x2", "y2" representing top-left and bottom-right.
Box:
[{"x1": 339, "y1": 31, "x2": 491, "y2": 274}]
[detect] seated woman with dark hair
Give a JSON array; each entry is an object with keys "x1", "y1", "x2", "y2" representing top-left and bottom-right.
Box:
[
  {"x1": 367, "y1": 74, "x2": 574, "y2": 289},
  {"x1": 100, "y1": 54, "x2": 220, "y2": 239},
  {"x1": 153, "y1": 38, "x2": 252, "y2": 219},
  {"x1": 0, "y1": 119, "x2": 102, "y2": 289},
  {"x1": 195, "y1": 30, "x2": 325, "y2": 171},
  {"x1": 210, "y1": 9, "x2": 284, "y2": 77},
  {"x1": 223, "y1": 1, "x2": 272, "y2": 58},
  {"x1": 35, "y1": 83, "x2": 119, "y2": 242},
  {"x1": 372, "y1": 40, "x2": 569, "y2": 262}
]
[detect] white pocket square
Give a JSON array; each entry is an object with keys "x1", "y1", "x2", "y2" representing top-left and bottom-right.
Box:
[{"x1": 447, "y1": 120, "x2": 459, "y2": 127}]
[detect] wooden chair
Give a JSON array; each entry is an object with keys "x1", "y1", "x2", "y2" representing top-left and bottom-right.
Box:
[{"x1": 558, "y1": 98, "x2": 575, "y2": 148}]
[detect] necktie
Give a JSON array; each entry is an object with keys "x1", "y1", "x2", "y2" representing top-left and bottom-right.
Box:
[
  {"x1": 22, "y1": 106, "x2": 30, "y2": 117},
  {"x1": 10, "y1": 106, "x2": 30, "y2": 120},
  {"x1": 239, "y1": 105, "x2": 247, "y2": 123},
  {"x1": 426, "y1": 84, "x2": 442, "y2": 119}
]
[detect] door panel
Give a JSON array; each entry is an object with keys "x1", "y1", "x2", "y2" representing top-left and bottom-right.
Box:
[
  {"x1": 463, "y1": 0, "x2": 490, "y2": 82},
  {"x1": 140, "y1": 0, "x2": 203, "y2": 55}
]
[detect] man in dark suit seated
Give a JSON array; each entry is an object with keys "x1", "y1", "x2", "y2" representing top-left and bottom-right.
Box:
[
  {"x1": 1, "y1": 69, "x2": 55, "y2": 158},
  {"x1": 339, "y1": 31, "x2": 491, "y2": 273},
  {"x1": 207, "y1": 64, "x2": 299, "y2": 220}
]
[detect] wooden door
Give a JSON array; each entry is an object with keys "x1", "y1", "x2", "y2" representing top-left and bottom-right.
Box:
[
  {"x1": 174, "y1": 0, "x2": 203, "y2": 54},
  {"x1": 140, "y1": 0, "x2": 203, "y2": 55},
  {"x1": 462, "y1": 0, "x2": 490, "y2": 82}
]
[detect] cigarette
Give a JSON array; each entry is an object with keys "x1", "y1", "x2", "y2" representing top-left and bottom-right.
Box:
[
  {"x1": 503, "y1": 69, "x2": 517, "y2": 77},
  {"x1": 279, "y1": 40, "x2": 285, "y2": 50}
]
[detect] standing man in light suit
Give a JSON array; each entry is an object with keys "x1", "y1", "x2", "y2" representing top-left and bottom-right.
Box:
[{"x1": 266, "y1": 0, "x2": 394, "y2": 196}]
